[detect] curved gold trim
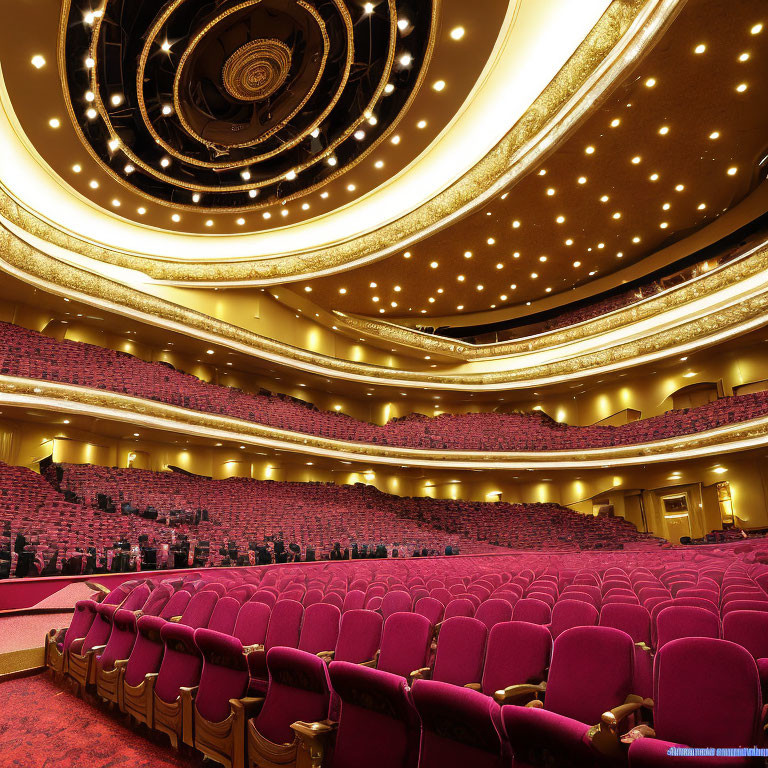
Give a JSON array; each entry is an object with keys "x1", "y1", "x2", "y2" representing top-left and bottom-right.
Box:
[
  {"x1": 3, "y1": 376, "x2": 768, "y2": 468},
  {"x1": 2, "y1": 214, "x2": 768, "y2": 390},
  {"x1": 47, "y1": 0, "x2": 666, "y2": 273}
]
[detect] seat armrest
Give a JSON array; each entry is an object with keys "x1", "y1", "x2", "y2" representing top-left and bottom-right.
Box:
[
  {"x1": 243, "y1": 643, "x2": 264, "y2": 655},
  {"x1": 90, "y1": 644, "x2": 107, "y2": 653},
  {"x1": 493, "y1": 682, "x2": 546, "y2": 705},
  {"x1": 169, "y1": 616, "x2": 182, "y2": 623},
  {"x1": 464, "y1": 683, "x2": 482, "y2": 692},
  {"x1": 317, "y1": 650, "x2": 335, "y2": 663},
  {"x1": 589, "y1": 695, "x2": 650, "y2": 758},
  {"x1": 85, "y1": 582, "x2": 110, "y2": 599},
  {"x1": 359, "y1": 649, "x2": 380, "y2": 669},
  {"x1": 525, "y1": 699, "x2": 544, "y2": 708},
  {"x1": 409, "y1": 667, "x2": 432, "y2": 683},
  {"x1": 113, "y1": 659, "x2": 129, "y2": 670},
  {"x1": 634, "y1": 641, "x2": 652, "y2": 653},
  {"x1": 291, "y1": 719, "x2": 338, "y2": 766},
  {"x1": 133, "y1": 610, "x2": 143, "y2": 618},
  {"x1": 231, "y1": 696, "x2": 265, "y2": 718}
]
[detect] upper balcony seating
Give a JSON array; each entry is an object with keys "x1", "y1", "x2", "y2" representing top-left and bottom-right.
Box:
[{"x1": 1, "y1": 320, "x2": 768, "y2": 454}]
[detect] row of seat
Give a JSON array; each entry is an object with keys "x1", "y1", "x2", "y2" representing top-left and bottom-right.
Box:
[
  {"x1": 45, "y1": 558, "x2": 768, "y2": 767},
  {"x1": 2, "y1": 319, "x2": 768, "y2": 452}
]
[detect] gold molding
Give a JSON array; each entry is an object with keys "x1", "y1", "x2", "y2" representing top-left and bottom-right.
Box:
[
  {"x1": 3, "y1": 215, "x2": 768, "y2": 390},
  {"x1": 45, "y1": 0, "x2": 670, "y2": 276},
  {"x1": 3, "y1": 376, "x2": 768, "y2": 468}
]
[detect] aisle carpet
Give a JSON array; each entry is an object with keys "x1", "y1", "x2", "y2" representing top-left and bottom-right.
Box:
[{"x1": 0, "y1": 673, "x2": 208, "y2": 767}]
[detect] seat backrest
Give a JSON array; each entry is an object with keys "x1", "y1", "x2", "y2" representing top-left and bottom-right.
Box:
[
  {"x1": 194, "y1": 628, "x2": 249, "y2": 723},
  {"x1": 329, "y1": 662, "x2": 421, "y2": 768},
  {"x1": 141, "y1": 584, "x2": 172, "y2": 616},
  {"x1": 412, "y1": 680, "x2": 505, "y2": 768},
  {"x1": 335, "y1": 609, "x2": 383, "y2": 664},
  {"x1": 512, "y1": 598, "x2": 551, "y2": 625},
  {"x1": 377, "y1": 613, "x2": 432, "y2": 679},
  {"x1": 207, "y1": 596, "x2": 241, "y2": 635},
  {"x1": 99, "y1": 608, "x2": 139, "y2": 671},
  {"x1": 342, "y1": 589, "x2": 365, "y2": 612},
  {"x1": 298, "y1": 603, "x2": 341, "y2": 655},
  {"x1": 253, "y1": 647, "x2": 332, "y2": 744},
  {"x1": 654, "y1": 638, "x2": 761, "y2": 748},
  {"x1": 155, "y1": 622, "x2": 203, "y2": 704},
  {"x1": 656, "y1": 606, "x2": 720, "y2": 650},
  {"x1": 444, "y1": 598, "x2": 475, "y2": 619},
  {"x1": 723, "y1": 610, "x2": 768, "y2": 661},
  {"x1": 251, "y1": 590, "x2": 277, "y2": 609},
  {"x1": 233, "y1": 601, "x2": 271, "y2": 646},
  {"x1": 481, "y1": 621, "x2": 551, "y2": 696},
  {"x1": 159, "y1": 590, "x2": 191, "y2": 620},
  {"x1": 549, "y1": 600, "x2": 598, "y2": 639},
  {"x1": 599, "y1": 603, "x2": 651, "y2": 645},
  {"x1": 544, "y1": 626, "x2": 634, "y2": 724},
  {"x1": 721, "y1": 599, "x2": 768, "y2": 617},
  {"x1": 432, "y1": 617, "x2": 487, "y2": 687},
  {"x1": 264, "y1": 599, "x2": 304, "y2": 651},
  {"x1": 414, "y1": 597, "x2": 444, "y2": 626},
  {"x1": 180, "y1": 590, "x2": 219, "y2": 628},
  {"x1": 381, "y1": 591, "x2": 413, "y2": 620},
  {"x1": 474, "y1": 599, "x2": 513, "y2": 630},
  {"x1": 62, "y1": 600, "x2": 97, "y2": 651}
]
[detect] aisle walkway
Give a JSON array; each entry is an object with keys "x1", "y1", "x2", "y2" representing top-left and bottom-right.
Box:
[{"x1": 0, "y1": 674, "x2": 206, "y2": 767}]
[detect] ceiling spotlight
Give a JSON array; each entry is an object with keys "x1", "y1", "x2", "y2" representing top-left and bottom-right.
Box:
[
  {"x1": 236, "y1": 217, "x2": 245, "y2": 225},
  {"x1": 171, "y1": 213, "x2": 180, "y2": 222},
  {"x1": 632, "y1": 236, "x2": 641, "y2": 243},
  {"x1": 530, "y1": 272, "x2": 538, "y2": 279},
  {"x1": 430, "y1": 261, "x2": 438, "y2": 268},
  {"x1": 368, "y1": 115, "x2": 378, "y2": 126},
  {"x1": 697, "y1": 203, "x2": 706, "y2": 210},
  {"x1": 161, "y1": 40, "x2": 171, "y2": 52},
  {"x1": 280, "y1": 209, "x2": 288, "y2": 217},
  {"x1": 48, "y1": 118, "x2": 61, "y2": 129},
  {"x1": 374, "y1": 160, "x2": 384, "y2": 169},
  {"x1": 658, "y1": 125, "x2": 669, "y2": 135},
  {"x1": 86, "y1": 107, "x2": 97, "y2": 119},
  {"x1": 137, "y1": 207, "x2": 146, "y2": 215},
  {"x1": 645, "y1": 77, "x2": 656, "y2": 87},
  {"x1": 384, "y1": 83, "x2": 395, "y2": 94},
  {"x1": 192, "y1": 193, "x2": 201, "y2": 203},
  {"x1": 363, "y1": 2, "x2": 374, "y2": 13},
  {"x1": 612, "y1": 212, "x2": 621, "y2": 219},
  {"x1": 391, "y1": 135, "x2": 401, "y2": 145},
  {"x1": 649, "y1": 173, "x2": 659, "y2": 181},
  {"x1": 347, "y1": 183, "x2": 356, "y2": 192},
  {"x1": 249, "y1": 189, "x2": 258, "y2": 198},
  {"x1": 85, "y1": 57, "x2": 95, "y2": 68},
  {"x1": 285, "y1": 169, "x2": 297, "y2": 180},
  {"x1": 675, "y1": 184, "x2": 685, "y2": 191},
  {"x1": 320, "y1": 191, "x2": 329, "y2": 198},
  {"x1": 631, "y1": 156, "x2": 641, "y2": 164},
  {"x1": 354, "y1": 129, "x2": 365, "y2": 140},
  {"x1": 416, "y1": 119, "x2": 427, "y2": 129},
  {"x1": 85, "y1": 90, "x2": 95, "y2": 102},
  {"x1": 565, "y1": 238, "x2": 573, "y2": 246},
  {"x1": 161, "y1": 104, "x2": 173, "y2": 116},
  {"x1": 111, "y1": 198, "x2": 120, "y2": 207},
  {"x1": 610, "y1": 118, "x2": 620, "y2": 127},
  {"x1": 107, "y1": 137, "x2": 119, "y2": 151},
  {"x1": 327, "y1": 156, "x2": 338, "y2": 166},
  {"x1": 124, "y1": 164, "x2": 134, "y2": 174},
  {"x1": 738, "y1": 52, "x2": 750, "y2": 62},
  {"x1": 72, "y1": 164, "x2": 82, "y2": 173},
  {"x1": 709, "y1": 131, "x2": 720, "y2": 139},
  {"x1": 339, "y1": 287, "x2": 347, "y2": 294},
  {"x1": 31, "y1": 55, "x2": 46, "y2": 69},
  {"x1": 694, "y1": 43, "x2": 706, "y2": 54},
  {"x1": 399, "y1": 53, "x2": 412, "y2": 66},
  {"x1": 660, "y1": 222, "x2": 669, "y2": 229},
  {"x1": 736, "y1": 83, "x2": 748, "y2": 92},
  {"x1": 450, "y1": 26, "x2": 465, "y2": 40},
  {"x1": 573, "y1": 261, "x2": 581, "y2": 267},
  {"x1": 110, "y1": 93, "x2": 123, "y2": 107},
  {"x1": 585, "y1": 145, "x2": 595, "y2": 155},
  {"x1": 750, "y1": 23, "x2": 763, "y2": 34},
  {"x1": 160, "y1": 157, "x2": 170, "y2": 168},
  {"x1": 205, "y1": 219, "x2": 213, "y2": 227},
  {"x1": 577, "y1": 176, "x2": 587, "y2": 184},
  {"x1": 512, "y1": 220, "x2": 521, "y2": 228},
  {"x1": 89, "y1": 180, "x2": 99, "y2": 189},
  {"x1": 600, "y1": 195, "x2": 609, "y2": 202},
  {"x1": 432, "y1": 80, "x2": 445, "y2": 91},
  {"x1": 487, "y1": 237, "x2": 495, "y2": 245},
  {"x1": 556, "y1": 215, "x2": 565, "y2": 223},
  {"x1": 546, "y1": 188, "x2": 555, "y2": 196},
  {"x1": 727, "y1": 166, "x2": 738, "y2": 176},
  {"x1": 302, "y1": 202, "x2": 310, "y2": 210}
]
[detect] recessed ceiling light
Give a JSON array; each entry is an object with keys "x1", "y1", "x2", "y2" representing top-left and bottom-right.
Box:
[
  {"x1": 546, "y1": 188, "x2": 555, "y2": 196},
  {"x1": 280, "y1": 209, "x2": 288, "y2": 217},
  {"x1": 476, "y1": 284, "x2": 484, "y2": 291},
  {"x1": 616, "y1": 251, "x2": 623, "y2": 258},
  {"x1": 110, "y1": 94, "x2": 123, "y2": 107},
  {"x1": 86, "y1": 107, "x2": 97, "y2": 119},
  {"x1": 649, "y1": 173, "x2": 659, "y2": 181},
  {"x1": 573, "y1": 261, "x2": 581, "y2": 267},
  {"x1": 450, "y1": 26, "x2": 465, "y2": 40},
  {"x1": 302, "y1": 202, "x2": 310, "y2": 210},
  {"x1": 399, "y1": 53, "x2": 412, "y2": 66},
  {"x1": 632, "y1": 236, "x2": 641, "y2": 243},
  {"x1": 738, "y1": 52, "x2": 750, "y2": 62},
  {"x1": 171, "y1": 214, "x2": 180, "y2": 222},
  {"x1": 160, "y1": 157, "x2": 170, "y2": 168},
  {"x1": 538, "y1": 169, "x2": 547, "y2": 176},
  {"x1": 403, "y1": 251, "x2": 411, "y2": 258},
  {"x1": 697, "y1": 203, "x2": 706, "y2": 210},
  {"x1": 263, "y1": 212, "x2": 271, "y2": 219},
  {"x1": 432, "y1": 80, "x2": 445, "y2": 91},
  {"x1": 512, "y1": 220, "x2": 521, "y2": 228},
  {"x1": 391, "y1": 135, "x2": 401, "y2": 145},
  {"x1": 320, "y1": 191, "x2": 329, "y2": 199},
  {"x1": 236, "y1": 217, "x2": 245, "y2": 225},
  {"x1": 347, "y1": 183, "x2": 356, "y2": 192},
  {"x1": 430, "y1": 261, "x2": 438, "y2": 268},
  {"x1": 610, "y1": 118, "x2": 620, "y2": 127},
  {"x1": 48, "y1": 118, "x2": 60, "y2": 128},
  {"x1": 600, "y1": 195, "x2": 609, "y2": 202},
  {"x1": 556, "y1": 215, "x2": 565, "y2": 223},
  {"x1": 645, "y1": 77, "x2": 656, "y2": 87},
  {"x1": 285, "y1": 170, "x2": 297, "y2": 180},
  {"x1": 660, "y1": 222, "x2": 669, "y2": 229},
  {"x1": 162, "y1": 104, "x2": 173, "y2": 116},
  {"x1": 304, "y1": 286, "x2": 312, "y2": 292},
  {"x1": 161, "y1": 40, "x2": 171, "y2": 52},
  {"x1": 487, "y1": 237, "x2": 495, "y2": 245},
  {"x1": 249, "y1": 189, "x2": 258, "y2": 198},
  {"x1": 397, "y1": 18, "x2": 408, "y2": 31},
  {"x1": 107, "y1": 138, "x2": 119, "y2": 151},
  {"x1": 339, "y1": 288, "x2": 347, "y2": 294},
  {"x1": 709, "y1": 131, "x2": 720, "y2": 140},
  {"x1": 137, "y1": 207, "x2": 146, "y2": 215},
  {"x1": 675, "y1": 184, "x2": 685, "y2": 191},
  {"x1": 565, "y1": 238, "x2": 573, "y2": 246},
  {"x1": 658, "y1": 125, "x2": 669, "y2": 135},
  {"x1": 662, "y1": 202, "x2": 670, "y2": 210},
  {"x1": 416, "y1": 120, "x2": 427, "y2": 129},
  {"x1": 31, "y1": 55, "x2": 46, "y2": 69},
  {"x1": 85, "y1": 90, "x2": 95, "y2": 102},
  {"x1": 72, "y1": 164, "x2": 82, "y2": 173},
  {"x1": 694, "y1": 43, "x2": 706, "y2": 54},
  {"x1": 384, "y1": 83, "x2": 395, "y2": 94},
  {"x1": 89, "y1": 180, "x2": 99, "y2": 189},
  {"x1": 374, "y1": 160, "x2": 384, "y2": 169},
  {"x1": 727, "y1": 166, "x2": 738, "y2": 176},
  {"x1": 631, "y1": 156, "x2": 641, "y2": 164},
  {"x1": 612, "y1": 212, "x2": 621, "y2": 219},
  {"x1": 464, "y1": 251, "x2": 472, "y2": 258},
  {"x1": 530, "y1": 272, "x2": 538, "y2": 279},
  {"x1": 585, "y1": 145, "x2": 595, "y2": 155},
  {"x1": 539, "y1": 255, "x2": 547, "y2": 262},
  {"x1": 192, "y1": 193, "x2": 201, "y2": 203},
  {"x1": 750, "y1": 23, "x2": 763, "y2": 35},
  {"x1": 577, "y1": 176, "x2": 587, "y2": 184},
  {"x1": 354, "y1": 129, "x2": 365, "y2": 140},
  {"x1": 736, "y1": 83, "x2": 748, "y2": 92},
  {"x1": 368, "y1": 115, "x2": 377, "y2": 126},
  {"x1": 111, "y1": 198, "x2": 120, "y2": 207}
]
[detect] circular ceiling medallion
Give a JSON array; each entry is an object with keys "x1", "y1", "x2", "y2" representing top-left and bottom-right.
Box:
[
  {"x1": 61, "y1": 0, "x2": 438, "y2": 213},
  {"x1": 222, "y1": 39, "x2": 292, "y2": 102}
]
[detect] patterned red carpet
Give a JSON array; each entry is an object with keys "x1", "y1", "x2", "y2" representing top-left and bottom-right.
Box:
[{"x1": 0, "y1": 674, "x2": 207, "y2": 767}]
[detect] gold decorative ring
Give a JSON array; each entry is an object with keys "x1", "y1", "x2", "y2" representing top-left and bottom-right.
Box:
[{"x1": 222, "y1": 39, "x2": 292, "y2": 102}]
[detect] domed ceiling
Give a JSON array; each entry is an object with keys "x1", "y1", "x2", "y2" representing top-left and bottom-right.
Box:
[{"x1": 62, "y1": 0, "x2": 437, "y2": 214}]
